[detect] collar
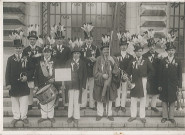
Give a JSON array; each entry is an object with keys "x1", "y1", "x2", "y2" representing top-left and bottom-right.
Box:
[
  {"x1": 73, "y1": 58, "x2": 79, "y2": 63},
  {"x1": 136, "y1": 56, "x2": 142, "y2": 61},
  {"x1": 168, "y1": 56, "x2": 174, "y2": 63},
  {"x1": 15, "y1": 53, "x2": 22, "y2": 58},
  {"x1": 29, "y1": 44, "x2": 36, "y2": 49}
]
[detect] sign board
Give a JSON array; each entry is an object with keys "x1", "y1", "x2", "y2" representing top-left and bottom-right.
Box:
[{"x1": 55, "y1": 68, "x2": 71, "y2": 81}]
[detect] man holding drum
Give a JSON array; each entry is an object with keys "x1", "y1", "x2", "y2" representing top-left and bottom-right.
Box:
[{"x1": 34, "y1": 47, "x2": 56, "y2": 123}]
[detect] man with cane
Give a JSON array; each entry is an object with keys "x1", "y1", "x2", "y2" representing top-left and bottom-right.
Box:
[{"x1": 93, "y1": 34, "x2": 120, "y2": 121}]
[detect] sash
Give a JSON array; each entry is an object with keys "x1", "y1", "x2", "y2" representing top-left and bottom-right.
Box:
[{"x1": 40, "y1": 61, "x2": 51, "y2": 78}]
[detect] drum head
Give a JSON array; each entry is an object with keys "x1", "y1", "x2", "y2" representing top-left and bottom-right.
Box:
[{"x1": 36, "y1": 84, "x2": 51, "y2": 95}]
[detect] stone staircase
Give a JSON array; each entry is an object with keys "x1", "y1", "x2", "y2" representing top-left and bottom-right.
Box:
[
  {"x1": 3, "y1": 88, "x2": 185, "y2": 130},
  {"x1": 3, "y1": 2, "x2": 26, "y2": 47}
]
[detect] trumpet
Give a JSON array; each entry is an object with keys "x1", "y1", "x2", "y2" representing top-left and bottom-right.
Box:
[{"x1": 119, "y1": 68, "x2": 135, "y2": 89}]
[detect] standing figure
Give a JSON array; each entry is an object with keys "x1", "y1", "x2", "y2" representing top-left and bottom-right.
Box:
[
  {"x1": 50, "y1": 23, "x2": 71, "y2": 110},
  {"x1": 23, "y1": 24, "x2": 42, "y2": 110},
  {"x1": 64, "y1": 39, "x2": 87, "y2": 124},
  {"x1": 81, "y1": 23, "x2": 100, "y2": 110},
  {"x1": 93, "y1": 35, "x2": 120, "y2": 121},
  {"x1": 127, "y1": 35, "x2": 154, "y2": 124},
  {"x1": 158, "y1": 33, "x2": 182, "y2": 124},
  {"x1": 5, "y1": 37, "x2": 30, "y2": 126},
  {"x1": 115, "y1": 31, "x2": 133, "y2": 113},
  {"x1": 143, "y1": 30, "x2": 161, "y2": 112},
  {"x1": 34, "y1": 47, "x2": 56, "y2": 123}
]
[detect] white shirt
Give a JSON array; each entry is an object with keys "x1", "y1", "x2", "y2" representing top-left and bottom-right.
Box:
[
  {"x1": 168, "y1": 56, "x2": 174, "y2": 63},
  {"x1": 121, "y1": 51, "x2": 126, "y2": 59},
  {"x1": 15, "y1": 53, "x2": 22, "y2": 59},
  {"x1": 29, "y1": 43, "x2": 36, "y2": 50},
  {"x1": 73, "y1": 58, "x2": 79, "y2": 63}
]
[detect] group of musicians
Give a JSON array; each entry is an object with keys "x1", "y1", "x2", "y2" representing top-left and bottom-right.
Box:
[{"x1": 5, "y1": 23, "x2": 182, "y2": 127}]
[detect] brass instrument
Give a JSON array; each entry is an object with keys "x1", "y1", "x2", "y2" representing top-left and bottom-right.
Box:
[
  {"x1": 176, "y1": 87, "x2": 184, "y2": 111},
  {"x1": 119, "y1": 68, "x2": 135, "y2": 89}
]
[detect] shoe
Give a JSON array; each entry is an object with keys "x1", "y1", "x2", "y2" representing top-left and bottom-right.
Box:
[
  {"x1": 169, "y1": 119, "x2": 176, "y2": 124},
  {"x1": 151, "y1": 107, "x2": 159, "y2": 112},
  {"x1": 96, "y1": 116, "x2": 102, "y2": 121},
  {"x1": 107, "y1": 116, "x2": 114, "y2": 121},
  {"x1": 80, "y1": 107, "x2": 86, "y2": 110},
  {"x1": 38, "y1": 118, "x2": 47, "y2": 123},
  {"x1": 128, "y1": 117, "x2": 136, "y2": 122},
  {"x1": 73, "y1": 119, "x2": 78, "y2": 124},
  {"x1": 140, "y1": 118, "x2": 146, "y2": 124},
  {"x1": 49, "y1": 118, "x2": 55, "y2": 123},
  {"x1": 161, "y1": 118, "x2": 167, "y2": 123},
  {"x1": 115, "y1": 107, "x2": 120, "y2": 112},
  {"x1": 28, "y1": 105, "x2": 32, "y2": 110},
  {"x1": 11, "y1": 119, "x2": 19, "y2": 125},
  {"x1": 22, "y1": 118, "x2": 29, "y2": 124},
  {"x1": 121, "y1": 107, "x2": 126, "y2": 112},
  {"x1": 67, "y1": 117, "x2": 73, "y2": 123}
]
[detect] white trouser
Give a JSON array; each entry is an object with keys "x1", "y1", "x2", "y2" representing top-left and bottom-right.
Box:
[
  {"x1": 97, "y1": 101, "x2": 112, "y2": 116},
  {"x1": 40, "y1": 98, "x2": 55, "y2": 119},
  {"x1": 28, "y1": 81, "x2": 34, "y2": 105},
  {"x1": 146, "y1": 94, "x2": 158, "y2": 107},
  {"x1": 81, "y1": 77, "x2": 95, "y2": 108},
  {"x1": 11, "y1": 95, "x2": 29, "y2": 120},
  {"x1": 68, "y1": 89, "x2": 80, "y2": 119},
  {"x1": 130, "y1": 77, "x2": 147, "y2": 118},
  {"x1": 115, "y1": 81, "x2": 127, "y2": 107}
]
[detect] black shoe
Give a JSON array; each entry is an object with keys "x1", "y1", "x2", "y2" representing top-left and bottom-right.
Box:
[
  {"x1": 67, "y1": 117, "x2": 73, "y2": 123},
  {"x1": 169, "y1": 119, "x2": 176, "y2": 124},
  {"x1": 140, "y1": 118, "x2": 146, "y2": 124},
  {"x1": 11, "y1": 119, "x2": 19, "y2": 126},
  {"x1": 38, "y1": 118, "x2": 47, "y2": 123},
  {"x1": 128, "y1": 117, "x2": 136, "y2": 122},
  {"x1": 96, "y1": 116, "x2": 102, "y2": 121},
  {"x1": 121, "y1": 107, "x2": 126, "y2": 112},
  {"x1": 161, "y1": 118, "x2": 167, "y2": 123},
  {"x1": 115, "y1": 107, "x2": 120, "y2": 112},
  {"x1": 151, "y1": 107, "x2": 159, "y2": 112},
  {"x1": 49, "y1": 118, "x2": 56, "y2": 123},
  {"x1": 107, "y1": 116, "x2": 114, "y2": 121},
  {"x1": 28, "y1": 105, "x2": 32, "y2": 110},
  {"x1": 22, "y1": 118, "x2": 29, "y2": 124}
]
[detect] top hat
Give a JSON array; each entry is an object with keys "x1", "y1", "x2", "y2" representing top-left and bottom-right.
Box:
[
  {"x1": 117, "y1": 31, "x2": 130, "y2": 46},
  {"x1": 165, "y1": 42, "x2": 176, "y2": 51},
  {"x1": 9, "y1": 28, "x2": 24, "y2": 47},
  {"x1": 27, "y1": 24, "x2": 39, "y2": 40},
  {"x1": 69, "y1": 38, "x2": 83, "y2": 53},
  {"x1": 131, "y1": 34, "x2": 146, "y2": 52},
  {"x1": 100, "y1": 34, "x2": 110, "y2": 50}
]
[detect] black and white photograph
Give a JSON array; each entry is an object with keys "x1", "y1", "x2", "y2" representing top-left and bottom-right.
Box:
[{"x1": 1, "y1": 0, "x2": 185, "y2": 134}]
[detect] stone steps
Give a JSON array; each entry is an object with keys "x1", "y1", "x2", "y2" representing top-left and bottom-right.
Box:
[
  {"x1": 3, "y1": 97, "x2": 185, "y2": 108},
  {"x1": 3, "y1": 107, "x2": 185, "y2": 117},
  {"x1": 3, "y1": 117, "x2": 185, "y2": 128}
]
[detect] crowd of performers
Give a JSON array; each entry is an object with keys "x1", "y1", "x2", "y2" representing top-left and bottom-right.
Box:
[{"x1": 6, "y1": 23, "x2": 182, "y2": 127}]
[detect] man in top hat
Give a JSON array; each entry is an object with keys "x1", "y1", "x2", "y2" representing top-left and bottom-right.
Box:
[
  {"x1": 23, "y1": 24, "x2": 42, "y2": 110},
  {"x1": 51, "y1": 23, "x2": 71, "y2": 110},
  {"x1": 143, "y1": 38, "x2": 160, "y2": 112},
  {"x1": 93, "y1": 35, "x2": 120, "y2": 121},
  {"x1": 63, "y1": 39, "x2": 87, "y2": 124},
  {"x1": 158, "y1": 38, "x2": 182, "y2": 124},
  {"x1": 80, "y1": 23, "x2": 100, "y2": 110},
  {"x1": 34, "y1": 47, "x2": 56, "y2": 123},
  {"x1": 127, "y1": 37, "x2": 154, "y2": 124},
  {"x1": 115, "y1": 33, "x2": 134, "y2": 113},
  {"x1": 5, "y1": 39, "x2": 31, "y2": 126}
]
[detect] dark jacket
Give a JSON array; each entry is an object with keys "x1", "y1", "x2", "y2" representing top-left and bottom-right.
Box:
[
  {"x1": 81, "y1": 44, "x2": 100, "y2": 78},
  {"x1": 143, "y1": 51, "x2": 160, "y2": 94},
  {"x1": 23, "y1": 45, "x2": 42, "y2": 81},
  {"x1": 64, "y1": 58, "x2": 87, "y2": 104},
  {"x1": 158, "y1": 57, "x2": 182, "y2": 103},
  {"x1": 5, "y1": 54, "x2": 30, "y2": 97},
  {"x1": 93, "y1": 56, "x2": 120, "y2": 102},
  {"x1": 127, "y1": 57, "x2": 154, "y2": 98}
]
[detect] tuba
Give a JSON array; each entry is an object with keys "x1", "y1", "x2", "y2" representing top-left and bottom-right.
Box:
[
  {"x1": 176, "y1": 87, "x2": 184, "y2": 111},
  {"x1": 119, "y1": 68, "x2": 135, "y2": 89}
]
